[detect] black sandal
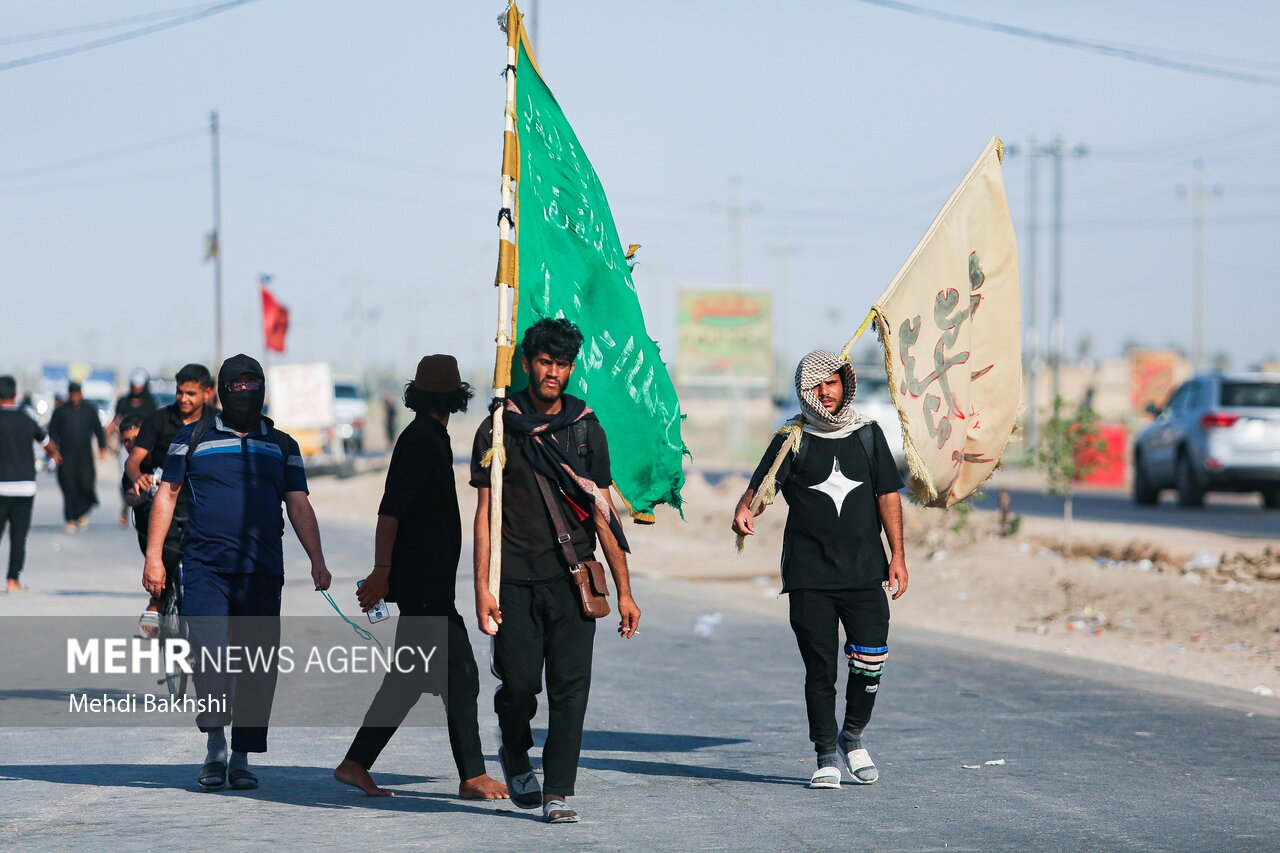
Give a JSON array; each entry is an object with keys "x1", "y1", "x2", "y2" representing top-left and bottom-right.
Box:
[
  {"x1": 228, "y1": 768, "x2": 259, "y2": 790},
  {"x1": 197, "y1": 761, "x2": 226, "y2": 789}
]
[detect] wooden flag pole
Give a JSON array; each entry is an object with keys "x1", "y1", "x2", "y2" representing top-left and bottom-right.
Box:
[{"x1": 486, "y1": 4, "x2": 523, "y2": 632}]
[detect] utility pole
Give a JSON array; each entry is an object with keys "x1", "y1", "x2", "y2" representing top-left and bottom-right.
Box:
[
  {"x1": 1004, "y1": 139, "x2": 1044, "y2": 447},
  {"x1": 209, "y1": 110, "x2": 224, "y2": 368},
  {"x1": 728, "y1": 175, "x2": 743, "y2": 283},
  {"x1": 1025, "y1": 136, "x2": 1039, "y2": 447},
  {"x1": 1178, "y1": 160, "x2": 1221, "y2": 372},
  {"x1": 1046, "y1": 135, "x2": 1087, "y2": 410},
  {"x1": 768, "y1": 241, "x2": 796, "y2": 373}
]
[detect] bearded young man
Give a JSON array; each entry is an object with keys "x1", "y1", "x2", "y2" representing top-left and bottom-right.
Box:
[
  {"x1": 732, "y1": 350, "x2": 908, "y2": 789},
  {"x1": 471, "y1": 318, "x2": 640, "y2": 824}
]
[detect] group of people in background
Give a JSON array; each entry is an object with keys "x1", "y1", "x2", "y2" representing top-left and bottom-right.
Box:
[{"x1": 0, "y1": 368, "x2": 163, "y2": 544}]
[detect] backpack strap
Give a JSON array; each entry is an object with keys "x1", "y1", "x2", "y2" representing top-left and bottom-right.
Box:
[
  {"x1": 267, "y1": 427, "x2": 291, "y2": 465},
  {"x1": 571, "y1": 418, "x2": 591, "y2": 463},
  {"x1": 856, "y1": 423, "x2": 883, "y2": 533},
  {"x1": 856, "y1": 423, "x2": 879, "y2": 495},
  {"x1": 185, "y1": 417, "x2": 214, "y2": 460}
]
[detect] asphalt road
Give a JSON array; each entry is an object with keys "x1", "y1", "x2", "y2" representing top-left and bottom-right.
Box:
[
  {"x1": 976, "y1": 487, "x2": 1280, "y2": 540},
  {"x1": 1, "y1": 472, "x2": 1277, "y2": 851}
]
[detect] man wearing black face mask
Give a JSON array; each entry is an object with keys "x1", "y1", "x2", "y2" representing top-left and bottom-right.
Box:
[{"x1": 143, "y1": 354, "x2": 333, "y2": 791}]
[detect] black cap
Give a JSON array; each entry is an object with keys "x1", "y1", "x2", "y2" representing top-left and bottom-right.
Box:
[{"x1": 218, "y1": 354, "x2": 265, "y2": 386}]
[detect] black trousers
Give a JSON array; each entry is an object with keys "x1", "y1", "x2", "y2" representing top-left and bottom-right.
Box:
[
  {"x1": 344, "y1": 607, "x2": 486, "y2": 782},
  {"x1": 182, "y1": 570, "x2": 283, "y2": 754},
  {"x1": 0, "y1": 495, "x2": 34, "y2": 582},
  {"x1": 56, "y1": 457, "x2": 97, "y2": 522},
  {"x1": 492, "y1": 576, "x2": 596, "y2": 798},
  {"x1": 789, "y1": 587, "x2": 890, "y2": 756}
]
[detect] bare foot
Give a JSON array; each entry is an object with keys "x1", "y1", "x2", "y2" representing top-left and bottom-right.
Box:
[
  {"x1": 334, "y1": 759, "x2": 393, "y2": 796},
  {"x1": 458, "y1": 773, "x2": 508, "y2": 799},
  {"x1": 6, "y1": 579, "x2": 21, "y2": 593}
]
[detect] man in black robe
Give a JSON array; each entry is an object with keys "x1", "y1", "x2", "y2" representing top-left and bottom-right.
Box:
[{"x1": 47, "y1": 382, "x2": 106, "y2": 531}]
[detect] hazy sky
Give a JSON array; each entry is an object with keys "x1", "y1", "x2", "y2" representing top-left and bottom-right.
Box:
[{"x1": 4, "y1": 0, "x2": 1279, "y2": 387}]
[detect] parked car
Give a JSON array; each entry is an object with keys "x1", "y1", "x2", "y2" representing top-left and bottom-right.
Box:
[
  {"x1": 332, "y1": 377, "x2": 368, "y2": 454},
  {"x1": 1132, "y1": 372, "x2": 1280, "y2": 508}
]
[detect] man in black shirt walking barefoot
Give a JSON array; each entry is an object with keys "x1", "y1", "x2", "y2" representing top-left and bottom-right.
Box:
[
  {"x1": 335, "y1": 355, "x2": 507, "y2": 801},
  {"x1": 733, "y1": 350, "x2": 908, "y2": 790}
]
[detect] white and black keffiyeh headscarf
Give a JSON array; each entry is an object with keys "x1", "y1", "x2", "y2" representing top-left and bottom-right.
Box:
[{"x1": 794, "y1": 350, "x2": 869, "y2": 437}]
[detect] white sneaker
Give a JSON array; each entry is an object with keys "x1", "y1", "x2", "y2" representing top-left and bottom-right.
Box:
[
  {"x1": 807, "y1": 764, "x2": 841, "y2": 789},
  {"x1": 837, "y1": 731, "x2": 879, "y2": 784}
]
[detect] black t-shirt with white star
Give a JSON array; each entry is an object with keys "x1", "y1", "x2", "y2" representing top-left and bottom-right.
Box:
[{"x1": 748, "y1": 422, "x2": 903, "y2": 593}]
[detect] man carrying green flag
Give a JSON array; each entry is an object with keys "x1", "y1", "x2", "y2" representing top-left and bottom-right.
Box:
[
  {"x1": 472, "y1": 318, "x2": 640, "y2": 824},
  {"x1": 477, "y1": 8, "x2": 679, "y2": 819}
]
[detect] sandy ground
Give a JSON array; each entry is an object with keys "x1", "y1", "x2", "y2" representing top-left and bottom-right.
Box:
[{"x1": 307, "y1": 463, "x2": 1280, "y2": 704}]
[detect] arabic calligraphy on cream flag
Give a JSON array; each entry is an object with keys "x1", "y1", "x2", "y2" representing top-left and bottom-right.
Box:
[{"x1": 872, "y1": 137, "x2": 1021, "y2": 507}]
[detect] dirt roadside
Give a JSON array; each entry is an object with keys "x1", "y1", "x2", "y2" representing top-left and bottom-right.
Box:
[{"x1": 307, "y1": 465, "x2": 1279, "y2": 702}]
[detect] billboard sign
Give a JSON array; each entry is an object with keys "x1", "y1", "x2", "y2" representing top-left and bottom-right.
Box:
[
  {"x1": 676, "y1": 290, "x2": 772, "y2": 384},
  {"x1": 267, "y1": 363, "x2": 335, "y2": 431}
]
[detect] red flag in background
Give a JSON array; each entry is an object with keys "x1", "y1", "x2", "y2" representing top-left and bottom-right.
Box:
[{"x1": 260, "y1": 274, "x2": 289, "y2": 353}]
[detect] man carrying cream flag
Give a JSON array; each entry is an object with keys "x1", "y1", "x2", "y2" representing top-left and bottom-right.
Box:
[{"x1": 734, "y1": 137, "x2": 1019, "y2": 788}]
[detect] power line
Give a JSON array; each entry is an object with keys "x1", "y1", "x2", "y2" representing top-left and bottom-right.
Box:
[
  {"x1": 1091, "y1": 113, "x2": 1280, "y2": 160},
  {"x1": 851, "y1": 0, "x2": 1280, "y2": 87},
  {"x1": 0, "y1": 0, "x2": 260, "y2": 73},
  {"x1": 222, "y1": 126, "x2": 484, "y2": 183},
  {"x1": 0, "y1": 165, "x2": 204, "y2": 193},
  {"x1": 0, "y1": 129, "x2": 204, "y2": 181},
  {"x1": 0, "y1": 3, "x2": 229, "y2": 47},
  {"x1": 228, "y1": 164, "x2": 450, "y2": 206}
]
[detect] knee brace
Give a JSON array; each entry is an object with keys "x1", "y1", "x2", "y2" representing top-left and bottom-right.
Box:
[{"x1": 846, "y1": 644, "x2": 888, "y2": 679}]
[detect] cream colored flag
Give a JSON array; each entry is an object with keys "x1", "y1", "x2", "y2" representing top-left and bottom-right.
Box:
[{"x1": 849, "y1": 137, "x2": 1021, "y2": 507}]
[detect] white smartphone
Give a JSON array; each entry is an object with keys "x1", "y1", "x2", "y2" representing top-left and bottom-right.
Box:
[{"x1": 356, "y1": 579, "x2": 390, "y2": 623}]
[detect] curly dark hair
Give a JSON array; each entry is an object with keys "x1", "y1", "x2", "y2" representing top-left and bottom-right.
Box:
[
  {"x1": 521, "y1": 317, "x2": 583, "y2": 363},
  {"x1": 403, "y1": 381, "x2": 475, "y2": 416}
]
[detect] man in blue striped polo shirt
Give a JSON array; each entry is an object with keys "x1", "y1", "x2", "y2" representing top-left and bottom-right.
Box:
[{"x1": 143, "y1": 354, "x2": 332, "y2": 791}]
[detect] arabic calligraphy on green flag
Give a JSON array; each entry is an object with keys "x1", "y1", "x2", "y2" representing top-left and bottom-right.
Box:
[{"x1": 503, "y1": 7, "x2": 687, "y2": 520}]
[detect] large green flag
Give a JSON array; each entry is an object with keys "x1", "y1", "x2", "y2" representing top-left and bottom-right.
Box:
[{"x1": 499, "y1": 6, "x2": 686, "y2": 520}]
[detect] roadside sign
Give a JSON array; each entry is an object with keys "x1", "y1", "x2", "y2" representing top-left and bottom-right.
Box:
[{"x1": 267, "y1": 363, "x2": 335, "y2": 430}]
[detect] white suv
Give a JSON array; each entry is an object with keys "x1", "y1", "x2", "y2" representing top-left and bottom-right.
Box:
[{"x1": 1132, "y1": 373, "x2": 1280, "y2": 508}]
